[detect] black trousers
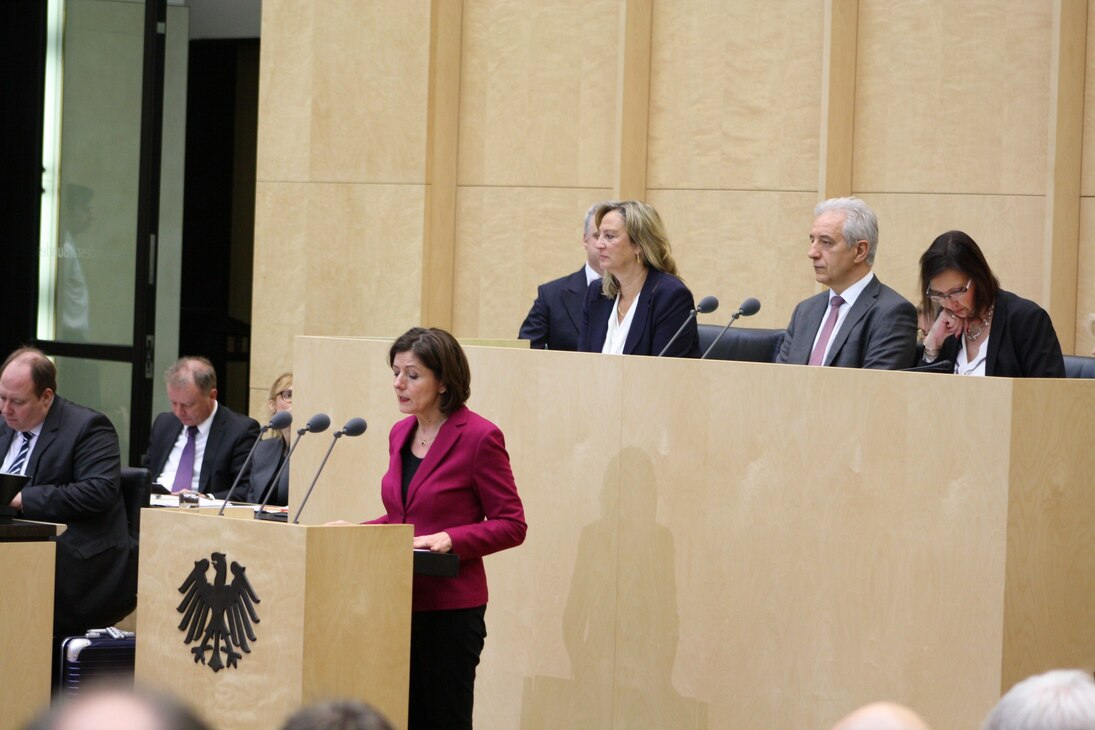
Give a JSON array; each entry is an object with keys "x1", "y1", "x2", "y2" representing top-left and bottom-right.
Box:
[{"x1": 408, "y1": 605, "x2": 487, "y2": 730}]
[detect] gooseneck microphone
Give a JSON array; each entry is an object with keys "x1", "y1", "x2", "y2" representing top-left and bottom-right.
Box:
[
  {"x1": 657, "y1": 295, "x2": 719, "y2": 357},
  {"x1": 253, "y1": 413, "x2": 331, "y2": 517},
  {"x1": 292, "y1": 417, "x2": 368, "y2": 524},
  {"x1": 218, "y1": 410, "x2": 294, "y2": 515},
  {"x1": 700, "y1": 297, "x2": 761, "y2": 360}
]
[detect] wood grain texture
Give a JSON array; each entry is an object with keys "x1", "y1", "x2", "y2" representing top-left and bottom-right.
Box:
[
  {"x1": 256, "y1": 0, "x2": 314, "y2": 183},
  {"x1": 819, "y1": 0, "x2": 858, "y2": 198},
  {"x1": 853, "y1": 0, "x2": 1051, "y2": 195},
  {"x1": 0, "y1": 542, "x2": 55, "y2": 730},
  {"x1": 135, "y1": 510, "x2": 412, "y2": 730},
  {"x1": 647, "y1": 0, "x2": 823, "y2": 192},
  {"x1": 1076, "y1": 199, "x2": 1095, "y2": 355}
]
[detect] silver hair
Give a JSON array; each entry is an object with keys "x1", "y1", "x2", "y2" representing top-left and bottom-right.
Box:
[
  {"x1": 814, "y1": 196, "x2": 879, "y2": 266},
  {"x1": 983, "y1": 669, "x2": 1095, "y2": 730},
  {"x1": 584, "y1": 201, "x2": 608, "y2": 239}
]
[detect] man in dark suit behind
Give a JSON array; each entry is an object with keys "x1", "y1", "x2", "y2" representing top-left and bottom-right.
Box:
[
  {"x1": 0, "y1": 348, "x2": 134, "y2": 634},
  {"x1": 776, "y1": 197, "x2": 917, "y2": 369},
  {"x1": 143, "y1": 356, "x2": 260, "y2": 498},
  {"x1": 518, "y1": 202, "x2": 606, "y2": 351}
]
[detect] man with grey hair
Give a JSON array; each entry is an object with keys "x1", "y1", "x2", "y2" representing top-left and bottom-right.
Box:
[
  {"x1": 777, "y1": 196, "x2": 917, "y2": 369},
  {"x1": 142, "y1": 356, "x2": 259, "y2": 498},
  {"x1": 518, "y1": 202, "x2": 606, "y2": 351},
  {"x1": 983, "y1": 669, "x2": 1095, "y2": 730}
]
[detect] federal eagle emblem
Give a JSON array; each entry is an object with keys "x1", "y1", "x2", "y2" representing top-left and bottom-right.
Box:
[{"x1": 177, "y1": 552, "x2": 261, "y2": 672}]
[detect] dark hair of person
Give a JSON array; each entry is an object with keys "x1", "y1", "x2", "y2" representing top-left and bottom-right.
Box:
[
  {"x1": 1, "y1": 347, "x2": 58, "y2": 397},
  {"x1": 280, "y1": 700, "x2": 395, "y2": 730},
  {"x1": 918, "y1": 230, "x2": 1000, "y2": 320},
  {"x1": 388, "y1": 327, "x2": 471, "y2": 415}
]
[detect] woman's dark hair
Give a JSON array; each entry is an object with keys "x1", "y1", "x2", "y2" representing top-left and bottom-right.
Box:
[
  {"x1": 387, "y1": 327, "x2": 471, "y2": 415},
  {"x1": 918, "y1": 230, "x2": 1000, "y2": 320}
]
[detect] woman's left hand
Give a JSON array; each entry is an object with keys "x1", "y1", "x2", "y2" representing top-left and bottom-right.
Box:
[{"x1": 413, "y1": 531, "x2": 453, "y2": 553}]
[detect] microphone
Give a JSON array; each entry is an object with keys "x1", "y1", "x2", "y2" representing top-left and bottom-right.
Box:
[
  {"x1": 254, "y1": 413, "x2": 331, "y2": 517},
  {"x1": 657, "y1": 295, "x2": 719, "y2": 357},
  {"x1": 700, "y1": 297, "x2": 761, "y2": 360},
  {"x1": 292, "y1": 417, "x2": 368, "y2": 524},
  {"x1": 217, "y1": 410, "x2": 294, "y2": 515}
]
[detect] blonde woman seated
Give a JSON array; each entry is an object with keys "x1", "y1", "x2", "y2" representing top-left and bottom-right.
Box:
[
  {"x1": 248, "y1": 372, "x2": 292, "y2": 505},
  {"x1": 919, "y1": 231, "x2": 1064, "y2": 377}
]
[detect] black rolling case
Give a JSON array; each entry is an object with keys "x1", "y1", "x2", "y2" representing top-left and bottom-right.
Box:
[{"x1": 55, "y1": 627, "x2": 136, "y2": 696}]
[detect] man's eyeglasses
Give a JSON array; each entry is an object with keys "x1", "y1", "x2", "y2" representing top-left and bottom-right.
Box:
[
  {"x1": 277, "y1": 389, "x2": 293, "y2": 403},
  {"x1": 926, "y1": 279, "x2": 971, "y2": 302}
]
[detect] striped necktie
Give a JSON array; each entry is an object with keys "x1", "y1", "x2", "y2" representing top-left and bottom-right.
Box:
[{"x1": 9, "y1": 432, "x2": 33, "y2": 475}]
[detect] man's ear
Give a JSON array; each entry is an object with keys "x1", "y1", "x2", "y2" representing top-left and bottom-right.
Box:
[{"x1": 854, "y1": 240, "x2": 870, "y2": 264}]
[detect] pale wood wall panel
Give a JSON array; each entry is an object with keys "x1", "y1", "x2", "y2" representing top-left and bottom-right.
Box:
[
  {"x1": 646, "y1": 190, "x2": 819, "y2": 330},
  {"x1": 1077, "y1": 199, "x2": 1095, "y2": 354},
  {"x1": 457, "y1": 0, "x2": 618, "y2": 188},
  {"x1": 863, "y1": 194, "x2": 1047, "y2": 308},
  {"x1": 256, "y1": 0, "x2": 315, "y2": 182},
  {"x1": 647, "y1": 0, "x2": 824, "y2": 192},
  {"x1": 1081, "y1": 0, "x2": 1095, "y2": 197},
  {"x1": 308, "y1": 1, "x2": 431, "y2": 184},
  {"x1": 452, "y1": 187, "x2": 613, "y2": 339},
  {"x1": 854, "y1": 1, "x2": 1051, "y2": 195}
]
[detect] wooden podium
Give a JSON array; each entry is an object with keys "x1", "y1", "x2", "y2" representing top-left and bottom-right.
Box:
[
  {"x1": 135, "y1": 510, "x2": 413, "y2": 729},
  {"x1": 1, "y1": 520, "x2": 57, "y2": 729}
]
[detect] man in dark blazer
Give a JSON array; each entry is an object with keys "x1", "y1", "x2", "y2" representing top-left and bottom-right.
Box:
[
  {"x1": 518, "y1": 202, "x2": 605, "y2": 351},
  {"x1": 777, "y1": 197, "x2": 917, "y2": 369},
  {"x1": 0, "y1": 348, "x2": 134, "y2": 634},
  {"x1": 143, "y1": 356, "x2": 260, "y2": 498}
]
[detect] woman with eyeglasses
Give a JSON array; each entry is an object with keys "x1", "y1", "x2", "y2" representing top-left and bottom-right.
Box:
[
  {"x1": 248, "y1": 372, "x2": 293, "y2": 504},
  {"x1": 918, "y1": 231, "x2": 1064, "y2": 377}
]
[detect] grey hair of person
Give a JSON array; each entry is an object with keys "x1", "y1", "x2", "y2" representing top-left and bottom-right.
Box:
[
  {"x1": 814, "y1": 196, "x2": 879, "y2": 266},
  {"x1": 583, "y1": 201, "x2": 607, "y2": 239},
  {"x1": 164, "y1": 356, "x2": 217, "y2": 394},
  {"x1": 983, "y1": 669, "x2": 1095, "y2": 730}
]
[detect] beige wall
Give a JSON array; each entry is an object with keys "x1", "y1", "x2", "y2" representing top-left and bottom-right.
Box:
[{"x1": 253, "y1": 0, "x2": 1095, "y2": 412}]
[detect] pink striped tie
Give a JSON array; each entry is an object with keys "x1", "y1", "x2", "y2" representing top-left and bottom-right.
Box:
[{"x1": 809, "y1": 295, "x2": 845, "y2": 366}]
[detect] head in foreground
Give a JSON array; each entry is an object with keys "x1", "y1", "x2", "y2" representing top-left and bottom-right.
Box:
[{"x1": 983, "y1": 669, "x2": 1095, "y2": 730}]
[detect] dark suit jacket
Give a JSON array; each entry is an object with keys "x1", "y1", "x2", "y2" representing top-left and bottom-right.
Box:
[
  {"x1": 518, "y1": 267, "x2": 587, "y2": 351},
  {"x1": 777, "y1": 275, "x2": 917, "y2": 369},
  {"x1": 7, "y1": 396, "x2": 134, "y2": 634},
  {"x1": 925, "y1": 289, "x2": 1065, "y2": 377},
  {"x1": 246, "y1": 436, "x2": 289, "y2": 506},
  {"x1": 143, "y1": 404, "x2": 260, "y2": 498},
  {"x1": 578, "y1": 268, "x2": 701, "y2": 358},
  {"x1": 366, "y1": 406, "x2": 527, "y2": 613}
]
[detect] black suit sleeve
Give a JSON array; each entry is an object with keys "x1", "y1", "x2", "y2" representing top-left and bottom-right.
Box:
[
  {"x1": 518, "y1": 286, "x2": 550, "y2": 349},
  {"x1": 20, "y1": 412, "x2": 122, "y2": 524},
  {"x1": 651, "y1": 284, "x2": 699, "y2": 358},
  {"x1": 1009, "y1": 301, "x2": 1066, "y2": 377},
  {"x1": 213, "y1": 416, "x2": 260, "y2": 499}
]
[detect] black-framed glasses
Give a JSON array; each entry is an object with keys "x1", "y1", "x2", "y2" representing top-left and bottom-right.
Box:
[
  {"x1": 926, "y1": 279, "x2": 971, "y2": 302},
  {"x1": 276, "y1": 389, "x2": 293, "y2": 403}
]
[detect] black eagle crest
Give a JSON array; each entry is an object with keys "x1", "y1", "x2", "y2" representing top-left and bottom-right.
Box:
[{"x1": 177, "y1": 552, "x2": 261, "y2": 672}]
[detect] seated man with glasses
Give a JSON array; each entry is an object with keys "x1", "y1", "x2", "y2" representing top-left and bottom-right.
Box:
[
  {"x1": 918, "y1": 231, "x2": 1065, "y2": 377},
  {"x1": 776, "y1": 197, "x2": 917, "y2": 369}
]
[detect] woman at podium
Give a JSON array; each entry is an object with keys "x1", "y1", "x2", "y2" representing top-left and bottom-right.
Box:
[
  {"x1": 918, "y1": 231, "x2": 1065, "y2": 377},
  {"x1": 365, "y1": 327, "x2": 527, "y2": 729}
]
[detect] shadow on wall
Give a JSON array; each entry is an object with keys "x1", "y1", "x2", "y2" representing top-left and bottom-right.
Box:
[{"x1": 519, "y1": 446, "x2": 708, "y2": 728}]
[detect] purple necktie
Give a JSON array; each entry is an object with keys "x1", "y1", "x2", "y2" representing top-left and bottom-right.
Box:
[
  {"x1": 809, "y1": 295, "x2": 845, "y2": 366},
  {"x1": 171, "y1": 426, "x2": 198, "y2": 493}
]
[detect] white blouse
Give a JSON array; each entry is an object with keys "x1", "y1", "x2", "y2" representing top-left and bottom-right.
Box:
[
  {"x1": 955, "y1": 332, "x2": 990, "y2": 376},
  {"x1": 602, "y1": 292, "x2": 641, "y2": 355}
]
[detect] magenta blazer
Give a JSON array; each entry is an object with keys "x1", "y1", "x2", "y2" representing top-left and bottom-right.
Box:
[{"x1": 366, "y1": 405, "x2": 527, "y2": 612}]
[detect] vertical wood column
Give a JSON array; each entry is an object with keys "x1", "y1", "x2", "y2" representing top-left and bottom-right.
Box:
[
  {"x1": 1042, "y1": 0, "x2": 1087, "y2": 351},
  {"x1": 613, "y1": 0, "x2": 652, "y2": 201},
  {"x1": 421, "y1": 0, "x2": 464, "y2": 329},
  {"x1": 818, "y1": 0, "x2": 858, "y2": 200}
]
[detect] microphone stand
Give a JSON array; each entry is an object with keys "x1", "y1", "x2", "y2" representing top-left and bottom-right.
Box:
[
  {"x1": 253, "y1": 429, "x2": 307, "y2": 519},
  {"x1": 658, "y1": 309, "x2": 698, "y2": 357},
  {"x1": 217, "y1": 423, "x2": 271, "y2": 516},
  {"x1": 292, "y1": 431, "x2": 343, "y2": 524},
  {"x1": 701, "y1": 310, "x2": 747, "y2": 360}
]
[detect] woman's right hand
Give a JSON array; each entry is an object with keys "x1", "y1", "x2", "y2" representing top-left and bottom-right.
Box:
[{"x1": 924, "y1": 308, "x2": 965, "y2": 350}]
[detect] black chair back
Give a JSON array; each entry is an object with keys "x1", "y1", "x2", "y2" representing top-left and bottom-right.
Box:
[
  {"x1": 119, "y1": 466, "x2": 151, "y2": 541},
  {"x1": 1064, "y1": 355, "x2": 1095, "y2": 378},
  {"x1": 697, "y1": 324, "x2": 785, "y2": 362}
]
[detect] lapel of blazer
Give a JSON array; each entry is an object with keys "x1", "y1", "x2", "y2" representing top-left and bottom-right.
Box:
[
  {"x1": 199, "y1": 405, "x2": 227, "y2": 489},
  {"x1": 404, "y1": 406, "x2": 468, "y2": 510},
  {"x1": 792, "y1": 292, "x2": 830, "y2": 363},
  {"x1": 588, "y1": 283, "x2": 611, "y2": 350},
  {"x1": 26, "y1": 396, "x2": 64, "y2": 484},
  {"x1": 983, "y1": 292, "x2": 1007, "y2": 376},
  {"x1": 624, "y1": 270, "x2": 661, "y2": 354},
  {"x1": 825, "y1": 276, "x2": 879, "y2": 366},
  {"x1": 561, "y1": 268, "x2": 587, "y2": 333}
]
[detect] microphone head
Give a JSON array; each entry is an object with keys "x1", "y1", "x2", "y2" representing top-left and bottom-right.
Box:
[
  {"x1": 696, "y1": 295, "x2": 719, "y2": 314},
  {"x1": 305, "y1": 413, "x2": 331, "y2": 434},
  {"x1": 341, "y1": 417, "x2": 368, "y2": 437},
  {"x1": 739, "y1": 298, "x2": 761, "y2": 317},
  {"x1": 268, "y1": 410, "x2": 293, "y2": 430}
]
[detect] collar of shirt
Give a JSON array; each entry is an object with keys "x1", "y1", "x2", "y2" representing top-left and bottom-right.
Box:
[
  {"x1": 830, "y1": 270, "x2": 875, "y2": 309},
  {"x1": 584, "y1": 263, "x2": 601, "y2": 287}
]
